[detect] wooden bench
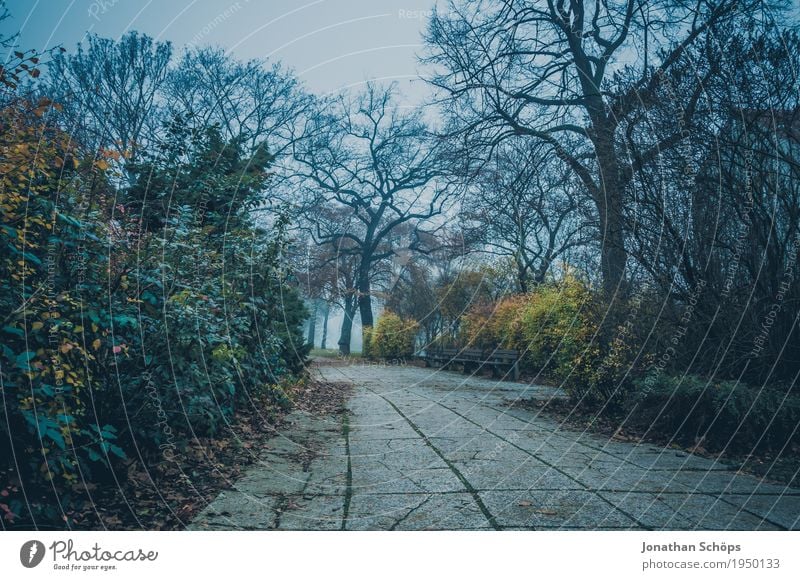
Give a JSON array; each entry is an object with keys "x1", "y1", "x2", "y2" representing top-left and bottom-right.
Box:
[{"x1": 422, "y1": 347, "x2": 520, "y2": 380}]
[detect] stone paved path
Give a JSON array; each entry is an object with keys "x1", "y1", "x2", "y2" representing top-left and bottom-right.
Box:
[{"x1": 189, "y1": 362, "x2": 800, "y2": 530}]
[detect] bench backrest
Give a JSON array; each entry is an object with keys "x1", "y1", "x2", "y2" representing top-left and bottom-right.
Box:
[
  {"x1": 485, "y1": 348, "x2": 519, "y2": 361},
  {"x1": 424, "y1": 347, "x2": 519, "y2": 363},
  {"x1": 460, "y1": 348, "x2": 484, "y2": 359}
]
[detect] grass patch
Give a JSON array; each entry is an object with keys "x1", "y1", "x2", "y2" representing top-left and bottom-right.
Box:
[{"x1": 310, "y1": 348, "x2": 363, "y2": 359}]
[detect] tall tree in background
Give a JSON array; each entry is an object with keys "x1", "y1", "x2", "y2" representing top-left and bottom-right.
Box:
[
  {"x1": 49, "y1": 32, "x2": 172, "y2": 165},
  {"x1": 296, "y1": 238, "x2": 342, "y2": 349},
  {"x1": 291, "y1": 83, "x2": 453, "y2": 351},
  {"x1": 164, "y1": 47, "x2": 311, "y2": 156},
  {"x1": 625, "y1": 22, "x2": 800, "y2": 381},
  {"x1": 461, "y1": 138, "x2": 593, "y2": 291},
  {"x1": 424, "y1": 0, "x2": 772, "y2": 300}
]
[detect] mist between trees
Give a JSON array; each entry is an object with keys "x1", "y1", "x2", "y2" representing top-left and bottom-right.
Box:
[{"x1": 2, "y1": 0, "x2": 800, "y2": 527}]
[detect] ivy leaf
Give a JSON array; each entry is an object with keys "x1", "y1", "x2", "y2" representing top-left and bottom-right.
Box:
[
  {"x1": 21, "y1": 252, "x2": 42, "y2": 266},
  {"x1": 0, "y1": 225, "x2": 17, "y2": 238},
  {"x1": 46, "y1": 428, "x2": 65, "y2": 450},
  {"x1": 2, "y1": 326, "x2": 24, "y2": 337},
  {"x1": 142, "y1": 290, "x2": 158, "y2": 305},
  {"x1": 14, "y1": 351, "x2": 36, "y2": 370},
  {"x1": 100, "y1": 440, "x2": 126, "y2": 459}
]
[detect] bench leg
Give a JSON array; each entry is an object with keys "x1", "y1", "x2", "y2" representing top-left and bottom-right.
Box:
[{"x1": 511, "y1": 361, "x2": 519, "y2": 381}]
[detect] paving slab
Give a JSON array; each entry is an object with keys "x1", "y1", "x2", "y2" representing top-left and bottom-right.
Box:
[
  {"x1": 346, "y1": 492, "x2": 491, "y2": 530},
  {"x1": 189, "y1": 363, "x2": 800, "y2": 530},
  {"x1": 479, "y1": 489, "x2": 640, "y2": 529}
]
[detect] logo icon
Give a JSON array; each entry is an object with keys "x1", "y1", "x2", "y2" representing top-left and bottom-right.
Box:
[{"x1": 20, "y1": 540, "x2": 46, "y2": 568}]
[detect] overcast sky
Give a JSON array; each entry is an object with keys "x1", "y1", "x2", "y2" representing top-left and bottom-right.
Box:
[{"x1": 3, "y1": 0, "x2": 438, "y2": 103}]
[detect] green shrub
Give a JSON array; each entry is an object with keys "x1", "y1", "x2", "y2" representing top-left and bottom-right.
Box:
[
  {"x1": 460, "y1": 295, "x2": 525, "y2": 349},
  {"x1": 628, "y1": 373, "x2": 800, "y2": 452},
  {"x1": 514, "y1": 277, "x2": 596, "y2": 376},
  {"x1": 370, "y1": 312, "x2": 419, "y2": 359},
  {"x1": 458, "y1": 277, "x2": 646, "y2": 406},
  {"x1": 362, "y1": 325, "x2": 374, "y2": 358},
  {"x1": 0, "y1": 106, "x2": 308, "y2": 526}
]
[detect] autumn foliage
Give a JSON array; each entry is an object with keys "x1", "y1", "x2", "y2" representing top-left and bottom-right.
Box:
[
  {"x1": 0, "y1": 57, "x2": 308, "y2": 528},
  {"x1": 367, "y1": 312, "x2": 419, "y2": 360}
]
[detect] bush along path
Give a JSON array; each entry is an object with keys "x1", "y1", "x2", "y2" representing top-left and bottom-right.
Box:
[
  {"x1": 0, "y1": 378, "x2": 341, "y2": 530},
  {"x1": 0, "y1": 78, "x2": 311, "y2": 528},
  {"x1": 189, "y1": 361, "x2": 800, "y2": 530}
]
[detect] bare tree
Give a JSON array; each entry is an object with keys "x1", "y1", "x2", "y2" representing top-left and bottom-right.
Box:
[
  {"x1": 48, "y1": 31, "x2": 172, "y2": 164},
  {"x1": 164, "y1": 47, "x2": 311, "y2": 156},
  {"x1": 626, "y1": 22, "x2": 800, "y2": 381},
  {"x1": 296, "y1": 235, "x2": 346, "y2": 350},
  {"x1": 384, "y1": 260, "x2": 441, "y2": 344},
  {"x1": 291, "y1": 83, "x2": 453, "y2": 350},
  {"x1": 48, "y1": 35, "x2": 311, "y2": 184},
  {"x1": 424, "y1": 0, "x2": 770, "y2": 299},
  {"x1": 295, "y1": 206, "x2": 375, "y2": 355},
  {"x1": 461, "y1": 138, "x2": 593, "y2": 291}
]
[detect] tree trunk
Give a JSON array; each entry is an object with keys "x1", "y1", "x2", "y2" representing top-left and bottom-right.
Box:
[
  {"x1": 320, "y1": 302, "x2": 330, "y2": 350},
  {"x1": 338, "y1": 296, "x2": 356, "y2": 356},
  {"x1": 591, "y1": 136, "x2": 629, "y2": 345},
  {"x1": 516, "y1": 259, "x2": 529, "y2": 293},
  {"x1": 591, "y1": 126, "x2": 629, "y2": 300},
  {"x1": 596, "y1": 194, "x2": 628, "y2": 299},
  {"x1": 533, "y1": 261, "x2": 549, "y2": 286},
  {"x1": 307, "y1": 300, "x2": 319, "y2": 347},
  {"x1": 357, "y1": 267, "x2": 373, "y2": 332}
]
